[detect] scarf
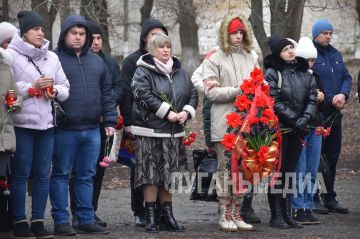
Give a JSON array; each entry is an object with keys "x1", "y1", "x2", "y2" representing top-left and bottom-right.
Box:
[{"x1": 154, "y1": 57, "x2": 174, "y2": 75}]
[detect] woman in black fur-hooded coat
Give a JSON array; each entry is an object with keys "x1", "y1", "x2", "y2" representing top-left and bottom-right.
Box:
[{"x1": 264, "y1": 36, "x2": 317, "y2": 229}]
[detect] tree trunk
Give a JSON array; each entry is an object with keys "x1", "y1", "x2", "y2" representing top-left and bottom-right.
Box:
[
  {"x1": 1, "y1": 0, "x2": 9, "y2": 22},
  {"x1": 81, "y1": 0, "x2": 111, "y2": 54},
  {"x1": 124, "y1": 0, "x2": 128, "y2": 41},
  {"x1": 178, "y1": 0, "x2": 200, "y2": 75},
  {"x1": 58, "y1": 0, "x2": 72, "y2": 25},
  {"x1": 356, "y1": 0, "x2": 360, "y2": 26},
  {"x1": 284, "y1": 0, "x2": 306, "y2": 41},
  {"x1": 31, "y1": 0, "x2": 58, "y2": 50},
  {"x1": 140, "y1": 0, "x2": 153, "y2": 26},
  {"x1": 249, "y1": 0, "x2": 271, "y2": 59},
  {"x1": 269, "y1": 0, "x2": 286, "y2": 36}
]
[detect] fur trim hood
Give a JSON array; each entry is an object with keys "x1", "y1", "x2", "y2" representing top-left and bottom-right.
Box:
[
  {"x1": 264, "y1": 54, "x2": 309, "y2": 72},
  {"x1": 218, "y1": 14, "x2": 254, "y2": 54}
]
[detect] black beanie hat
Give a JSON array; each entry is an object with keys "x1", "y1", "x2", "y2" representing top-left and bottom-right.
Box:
[
  {"x1": 267, "y1": 36, "x2": 293, "y2": 57},
  {"x1": 17, "y1": 10, "x2": 45, "y2": 36},
  {"x1": 87, "y1": 20, "x2": 103, "y2": 35}
]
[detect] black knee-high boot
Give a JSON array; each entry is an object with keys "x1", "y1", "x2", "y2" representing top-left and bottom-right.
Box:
[
  {"x1": 145, "y1": 202, "x2": 158, "y2": 233},
  {"x1": 280, "y1": 194, "x2": 303, "y2": 228},
  {"x1": 268, "y1": 193, "x2": 289, "y2": 229}
]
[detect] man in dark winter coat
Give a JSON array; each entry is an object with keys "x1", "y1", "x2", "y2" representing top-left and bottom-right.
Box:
[
  {"x1": 120, "y1": 18, "x2": 168, "y2": 227},
  {"x1": 312, "y1": 19, "x2": 352, "y2": 214},
  {"x1": 49, "y1": 15, "x2": 117, "y2": 236},
  {"x1": 69, "y1": 19, "x2": 123, "y2": 228}
]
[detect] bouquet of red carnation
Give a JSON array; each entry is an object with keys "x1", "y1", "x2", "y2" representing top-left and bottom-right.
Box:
[
  {"x1": 221, "y1": 67, "x2": 282, "y2": 188},
  {"x1": 115, "y1": 115, "x2": 124, "y2": 130}
]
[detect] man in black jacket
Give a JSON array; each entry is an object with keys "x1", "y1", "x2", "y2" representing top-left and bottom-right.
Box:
[
  {"x1": 120, "y1": 18, "x2": 167, "y2": 227},
  {"x1": 49, "y1": 15, "x2": 117, "y2": 236},
  {"x1": 69, "y1": 20, "x2": 123, "y2": 228}
]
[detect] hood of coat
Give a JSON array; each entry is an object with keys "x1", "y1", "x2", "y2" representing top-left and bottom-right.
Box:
[
  {"x1": 218, "y1": 14, "x2": 253, "y2": 54},
  {"x1": 57, "y1": 15, "x2": 92, "y2": 56},
  {"x1": 139, "y1": 19, "x2": 168, "y2": 52},
  {"x1": 263, "y1": 54, "x2": 309, "y2": 72},
  {"x1": 7, "y1": 31, "x2": 49, "y2": 60},
  {"x1": 0, "y1": 47, "x2": 12, "y2": 65},
  {"x1": 136, "y1": 53, "x2": 181, "y2": 74}
]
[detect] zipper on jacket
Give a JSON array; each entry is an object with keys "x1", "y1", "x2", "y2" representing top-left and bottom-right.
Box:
[{"x1": 77, "y1": 56, "x2": 88, "y2": 105}]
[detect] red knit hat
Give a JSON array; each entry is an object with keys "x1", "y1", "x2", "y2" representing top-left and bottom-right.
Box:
[{"x1": 228, "y1": 18, "x2": 245, "y2": 34}]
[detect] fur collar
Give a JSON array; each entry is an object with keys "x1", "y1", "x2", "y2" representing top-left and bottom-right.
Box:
[{"x1": 263, "y1": 54, "x2": 309, "y2": 72}]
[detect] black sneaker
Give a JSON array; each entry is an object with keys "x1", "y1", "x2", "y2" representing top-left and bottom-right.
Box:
[
  {"x1": 30, "y1": 221, "x2": 53, "y2": 239},
  {"x1": 77, "y1": 223, "x2": 110, "y2": 234},
  {"x1": 12, "y1": 220, "x2": 36, "y2": 239},
  {"x1": 95, "y1": 215, "x2": 107, "y2": 227},
  {"x1": 305, "y1": 210, "x2": 321, "y2": 224},
  {"x1": 324, "y1": 200, "x2": 348, "y2": 214},
  {"x1": 54, "y1": 223, "x2": 77, "y2": 236},
  {"x1": 293, "y1": 209, "x2": 312, "y2": 225}
]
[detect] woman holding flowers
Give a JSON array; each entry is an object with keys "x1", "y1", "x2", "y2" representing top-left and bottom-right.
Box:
[
  {"x1": 7, "y1": 11, "x2": 69, "y2": 238},
  {"x1": 131, "y1": 32, "x2": 197, "y2": 233},
  {"x1": 264, "y1": 36, "x2": 317, "y2": 229},
  {"x1": 201, "y1": 13, "x2": 258, "y2": 232}
]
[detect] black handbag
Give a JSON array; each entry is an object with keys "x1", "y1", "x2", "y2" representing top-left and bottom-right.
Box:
[
  {"x1": 190, "y1": 149, "x2": 218, "y2": 202},
  {"x1": 51, "y1": 99, "x2": 67, "y2": 127}
]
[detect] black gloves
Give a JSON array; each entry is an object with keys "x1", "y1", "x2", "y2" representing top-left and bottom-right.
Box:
[{"x1": 295, "y1": 116, "x2": 310, "y2": 138}]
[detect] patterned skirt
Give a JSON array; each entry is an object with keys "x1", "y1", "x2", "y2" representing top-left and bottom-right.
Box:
[{"x1": 134, "y1": 136, "x2": 184, "y2": 190}]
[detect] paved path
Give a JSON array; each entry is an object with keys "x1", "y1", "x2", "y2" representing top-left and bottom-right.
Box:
[{"x1": 1, "y1": 175, "x2": 359, "y2": 239}]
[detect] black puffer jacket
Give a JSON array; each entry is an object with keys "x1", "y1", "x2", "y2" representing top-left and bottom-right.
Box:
[
  {"x1": 264, "y1": 55, "x2": 318, "y2": 129},
  {"x1": 131, "y1": 54, "x2": 198, "y2": 137}
]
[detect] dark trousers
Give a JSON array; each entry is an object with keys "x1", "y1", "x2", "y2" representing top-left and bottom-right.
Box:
[
  {"x1": 321, "y1": 112, "x2": 342, "y2": 202},
  {"x1": 70, "y1": 127, "x2": 113, "y2": 214},
  {"x1": 280, "y1": 132, "x2": 304, "y2": 191},
  {"x1": 0, "y1": 176, "x2": 11, "y2": 231},
  {"x1": 130, "y1": 168, "x2": 145, "y2": 217}
]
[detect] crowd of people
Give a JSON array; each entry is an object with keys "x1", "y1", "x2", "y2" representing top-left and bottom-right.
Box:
[{"x1": 0, "y1": 8, "x2": 354, "y2": 239}]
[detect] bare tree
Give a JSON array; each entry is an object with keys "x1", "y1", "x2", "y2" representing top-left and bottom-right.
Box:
[
  {"x1": 249, "y1": 0, "x2": 271, "y2": 58},
  {"x1": 81, "y1": 0, "x2": 111, "y2": 54},
  {"x1": 31, "y1": 0, "x2": 58, "y2": 50},
  {"x1": 356, "y1": 0, "x2": 360, "y2": 26},
  {"x1": 178, "y1": 0, "x2": 200, "y2": 75},
  {"x1": 284, "y1": 0, "x2": 306, "y2": 41},
  {"x1": 57, "y1": 0, "x2": 73, "y2": 24},
  {"x1": 1, "y1": 0, "x2": 10, "y2": 21},
  {"x1": 140, "y1": 0, "x2": 153, "y2": 25},
  {"x1": 249, "y1": 0, "x2": 307, "y2": 58}
]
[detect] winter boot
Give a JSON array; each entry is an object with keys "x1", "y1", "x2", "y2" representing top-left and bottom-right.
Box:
[
  {"x1": 30, "y1": 220, "x2": 53, "y2": 239},
  {"x1": 12, "y1": 220, "x2": 36, "y2": 239},
  {"x1": 231, "y1": 196, "x2": 254, "y2": 231},
  {"x1": 280, "y1": 195, "x2": 303, "y2": 228},
  {"x1": 145, "y1": 202, "x2": 158, "y2": 233},
  {"x1": 267, "y1": 193, "x2": 289, "y2": 229},
  {"x1": 218, "y1": 197, "x2": 237, "y2": 232},
  {"x1": 159, "y1": 202, "x2": 184, "y2": 232}
]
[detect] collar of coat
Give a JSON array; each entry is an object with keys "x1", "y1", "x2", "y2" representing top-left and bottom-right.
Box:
[
  {"x1": 263, "y1": 54, "x2": 309, "y2": 72},
  {"x1": 136, "y1": 53, "x2": 181, "y2": 74}
]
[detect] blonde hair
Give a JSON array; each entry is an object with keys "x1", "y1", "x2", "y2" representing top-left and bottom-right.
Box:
[{"x1": 147, "y1": 32, "x2": 172, "y2": 56}]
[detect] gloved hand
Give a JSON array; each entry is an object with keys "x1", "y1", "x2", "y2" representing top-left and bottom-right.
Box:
[
  {"x1": 295, "y1": 117, "x2": 310, "y2": 138},
  {"x1": 295, "y1": 117, "x2": 309, "y2": 131}
]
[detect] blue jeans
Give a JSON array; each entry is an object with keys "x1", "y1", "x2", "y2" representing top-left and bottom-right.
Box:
[
  {"x1": 10, "y1": 127, "x2": 54, "y2": 222},
  {"x1": 292, "y1": 129, "x2": 322, "y2": 209},
  {"x1": 49, "y1": 128, "x2": 100, "y2": 225}
]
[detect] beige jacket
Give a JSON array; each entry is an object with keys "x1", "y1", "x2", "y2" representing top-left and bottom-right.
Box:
[
  {"x1": 0, "y1": 48, "x2": 18, "y2": 152},
  {"x1": 202, "y1": 14, "x2": 259, "y2": 142}
]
